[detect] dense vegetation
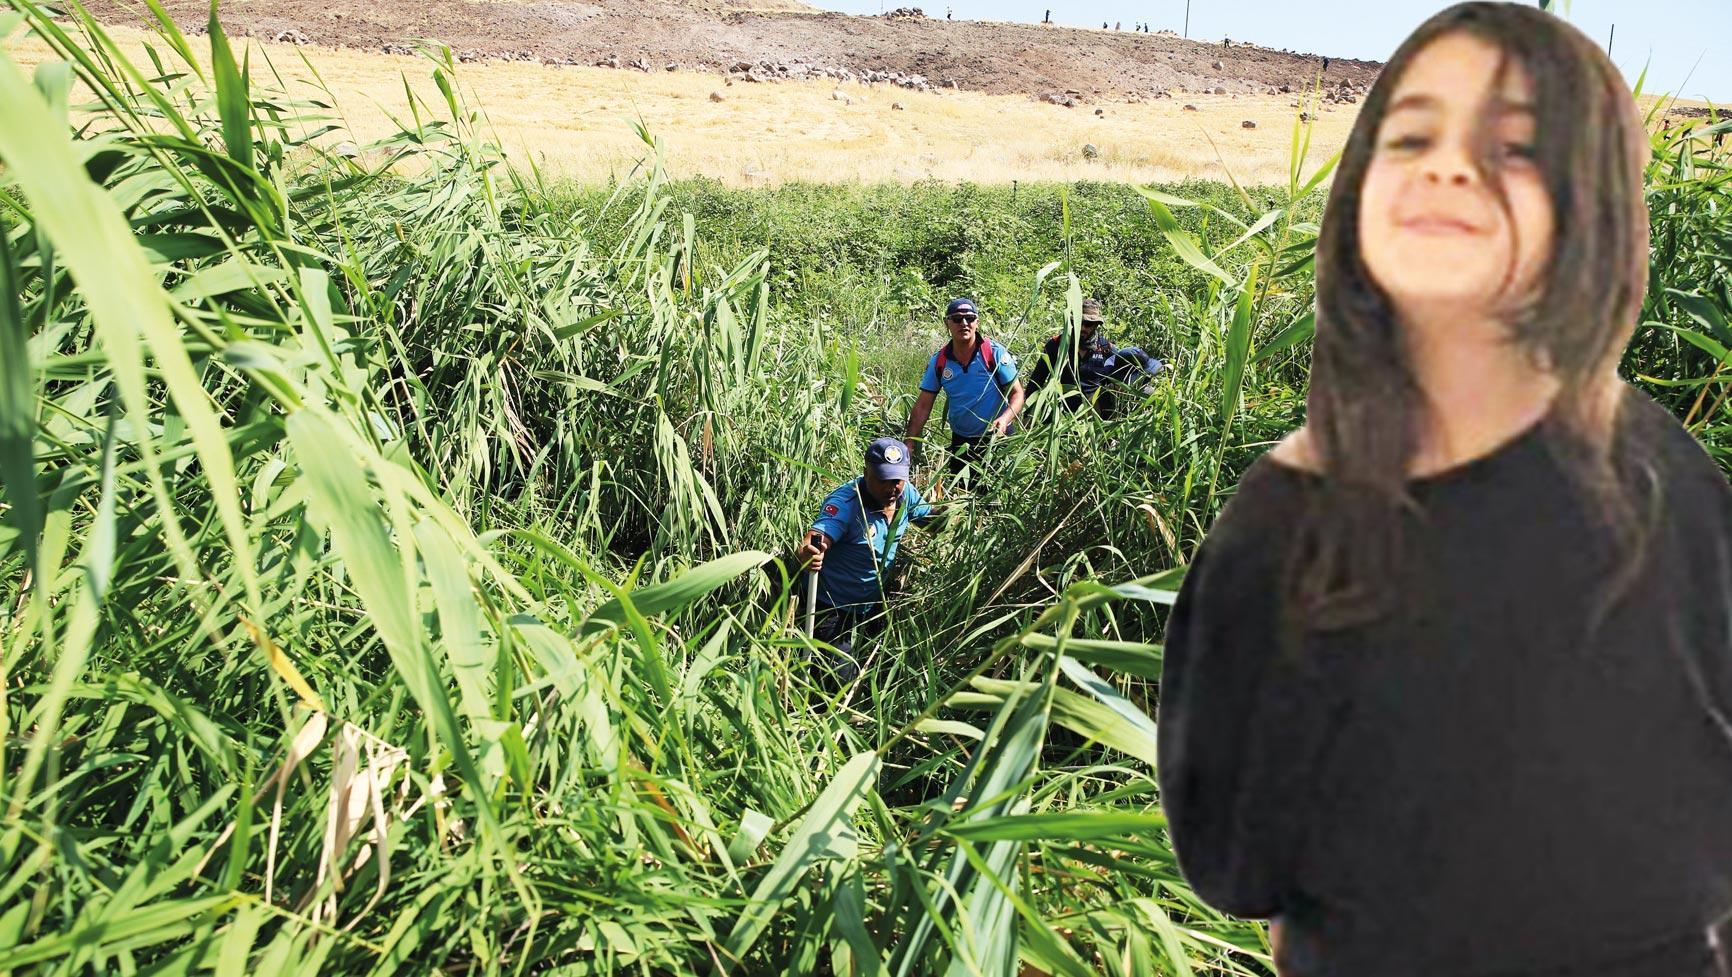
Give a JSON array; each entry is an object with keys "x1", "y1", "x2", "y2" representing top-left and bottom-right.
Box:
[{"x1": 0, "y1": 3, "x2": 1727, "y2": 974}]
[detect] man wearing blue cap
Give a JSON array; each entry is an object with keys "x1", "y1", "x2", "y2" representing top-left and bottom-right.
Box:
[
  {"x1": 906, "y1": 298, "x2": 1025, "y2": 485},
  {"x1": 792, "y1": 437, "x2": 937, "y2": 682}
]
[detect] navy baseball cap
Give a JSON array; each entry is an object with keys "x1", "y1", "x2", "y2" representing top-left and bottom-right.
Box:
[
  {"x1": 865, "y1": 437, "x2": 912, "y2": 480},
  {"x1": 945, "y1": 298, "x2": 978, "y2": 318}
]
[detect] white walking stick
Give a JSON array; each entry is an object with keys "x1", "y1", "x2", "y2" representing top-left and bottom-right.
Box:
[{"x1": 805, "y1": 566, "x2": 819, "y2": 637}]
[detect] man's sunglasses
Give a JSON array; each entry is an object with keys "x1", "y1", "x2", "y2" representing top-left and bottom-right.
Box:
[{"x1": 946, "y1": 314, "x2": 979, "y2": 324}]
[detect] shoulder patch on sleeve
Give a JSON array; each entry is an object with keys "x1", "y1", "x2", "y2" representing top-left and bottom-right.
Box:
[{"x1": 823, "y1": 503, "x2": 840, "y2": 516}]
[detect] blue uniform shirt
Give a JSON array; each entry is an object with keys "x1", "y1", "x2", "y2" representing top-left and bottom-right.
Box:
[
  {"x1": 811, "y1": 478, "x2": 935, "y2": 610},
  {"x1": 919, "y1": 338, "x2": 1018, "y2": 439}
]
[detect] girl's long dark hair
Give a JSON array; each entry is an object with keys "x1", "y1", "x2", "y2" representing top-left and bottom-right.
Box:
[{"x1": 1292, "y1": 1, "x2": 1659, "y2": 634}]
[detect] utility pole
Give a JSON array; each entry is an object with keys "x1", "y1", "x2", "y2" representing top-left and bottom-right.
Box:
[
  {"x1": 1606, "y1": 23, "x2": 1615, "y2": 58},
  {"x1": 1184, "y1": 0, "x2": 1190, "y2": 38}
]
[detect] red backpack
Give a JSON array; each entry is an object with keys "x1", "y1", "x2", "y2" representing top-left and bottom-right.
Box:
[{"x1": 934, "y1": 336, "x2": 997, "y2": 379}]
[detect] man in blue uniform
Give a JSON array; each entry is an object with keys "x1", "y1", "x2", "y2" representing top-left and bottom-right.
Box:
[
  {"x1": 1026, "y1": 297, "x2": 1163, "y2": 418},
  {"x1": 905, "y1": 298, "x2": 1026, "y2": 485},
  {"x1": 793, "y1": 437, "x2": 937, "y2": 682}
]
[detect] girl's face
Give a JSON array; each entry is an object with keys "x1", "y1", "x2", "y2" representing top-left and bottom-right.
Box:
[{"x1": 1358, "y1": 32, "x2": 1554, "y2": 320}]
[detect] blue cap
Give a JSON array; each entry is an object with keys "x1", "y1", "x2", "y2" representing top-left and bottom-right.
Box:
[
  {"x1": 865, "y1": 437, "x2": 912, "y2": 480},
  {"x1": 945, "y1": 298, "x2": 978, "y2": 318}
]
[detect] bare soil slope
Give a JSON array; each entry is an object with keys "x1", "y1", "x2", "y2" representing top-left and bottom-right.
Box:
[{"x1": 85, "y1": 0, "x2": 1382, "y2": 101}]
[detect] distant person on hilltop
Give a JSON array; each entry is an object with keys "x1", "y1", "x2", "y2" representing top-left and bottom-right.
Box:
[
  {"x1": 1043, "y1": 8, "x2": 1050, "y2": 23},
  {"x1": 1323, "y1": 55, "x2": 1332, "y2": 72},
  {"x1": 1158, "y1": 3, "x2": 1732, "y2": 976}
]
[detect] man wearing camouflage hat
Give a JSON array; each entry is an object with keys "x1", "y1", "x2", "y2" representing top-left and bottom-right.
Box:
[
  {"x1": 791, "y1": 437, "x2": 937, "y2": 683},
  {"x1": 1026, "y1": 297, "x2": 1163, "y2": 418}
]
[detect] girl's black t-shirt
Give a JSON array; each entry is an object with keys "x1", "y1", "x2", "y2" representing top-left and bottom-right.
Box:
[{"x1": 1156, "y1": 387, "x2": 1732, "y2": 977}]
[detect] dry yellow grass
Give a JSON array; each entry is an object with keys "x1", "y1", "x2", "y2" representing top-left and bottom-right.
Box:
[
  {"x1": 4, "y1": 24, "x2": 1356, "y2": 185},
  {"x1": 3, "y1": 24, "x2": 1713, "y2": 186}
]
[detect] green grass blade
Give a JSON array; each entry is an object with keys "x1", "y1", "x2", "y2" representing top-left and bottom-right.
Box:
[
  {"x1": 1219, "y1": 265, "x2": 1259, "y2": 423},
  {"x1": 413, "y1": 520, "x2": 493, "y2": 724},
  {"x1": 941, "y1": 811, "x2": 1166, "y2": 843},
  {"x1": 0, "y1": 214, "x2": 39, "y2": 567},
  {"x1": 723, "y1": 751, "x2": 880, "y2": 963},
  {"x1": 0, "y1": 44, "x2": 260, "y2": 619},
  {"x1": 207, "y1": 2, "x2": 252, "y2": 167},
  {"x1": 584, "y1": 550, "x2": 771, "y2": 632},
  {"x1": 1135, "y1": 190, "x2": 1236, "y2": 286}
]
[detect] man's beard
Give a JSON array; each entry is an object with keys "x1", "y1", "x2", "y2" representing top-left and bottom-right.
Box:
[{"x1": 863, "y1": 483, "x2": 898, "y2": 509}]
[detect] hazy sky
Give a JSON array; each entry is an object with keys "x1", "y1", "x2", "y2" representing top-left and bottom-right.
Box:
[{"x1": 811, "y1": 1, "x2": 1730, "y2": 101}]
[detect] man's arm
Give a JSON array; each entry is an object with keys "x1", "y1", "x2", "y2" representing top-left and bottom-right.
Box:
[
  {"x1": 907, "y1": 389, "x2": 938, "y2": 454},
  {"x1": 1112, "y1": 346, "x2": 1160, "y2": 378},
  {"x1": 993, "y1": 380, "x2": 1026, "y2": 435},
  {"x1": 907, "y1": 484, "x2": 941, "y2": 527},
  {"x1": 989, "y1": 346, "x2": 1024, "y2": 435}
]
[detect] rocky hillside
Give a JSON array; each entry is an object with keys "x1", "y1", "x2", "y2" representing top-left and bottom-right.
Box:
[{"x1": 85, "y1": 0, "x2": 1382, "y2": 102}]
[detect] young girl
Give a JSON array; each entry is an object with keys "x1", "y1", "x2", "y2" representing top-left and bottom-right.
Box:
[{"x1": 1155, "y1": 4, "x2": 1732, "y2": 975}]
